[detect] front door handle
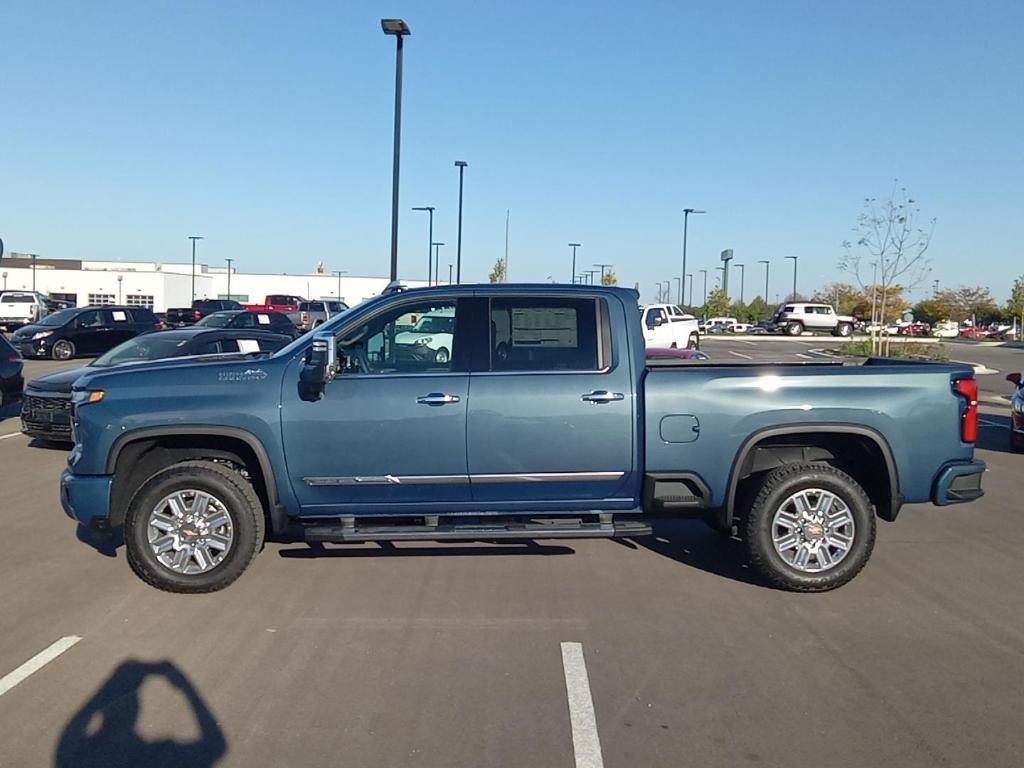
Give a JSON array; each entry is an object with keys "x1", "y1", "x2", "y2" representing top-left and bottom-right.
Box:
[
  {"x1": 581, "y1": 390, "x2": 624, "y2": 403},
  {"x1": 416, "y1": 393, "x2": 461, "y2": 406}
]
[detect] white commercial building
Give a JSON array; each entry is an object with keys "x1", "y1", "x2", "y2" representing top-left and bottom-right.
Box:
[{"x1": 0, "y1": 255, "x2": 426, "y2": 312}]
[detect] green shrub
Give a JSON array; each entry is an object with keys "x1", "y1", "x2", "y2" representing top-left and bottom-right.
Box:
[{"x1": 839, "y1": 339, "x2": 949, "y2": 361}]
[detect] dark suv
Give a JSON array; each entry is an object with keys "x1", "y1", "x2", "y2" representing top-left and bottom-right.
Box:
[
  {"x1": 165, "y1": 299, "x2": 243, "y2": 328},
  {"x1": 10, "y1": 306, "x2": 160, "y2": 360},
  {"x1": 1, "y1": 335, "x2": 25, "y2": 407}
]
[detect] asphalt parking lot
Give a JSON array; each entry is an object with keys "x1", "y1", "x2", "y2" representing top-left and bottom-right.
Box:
[{"x1": 1, "y1": 343, "x2": 1023, "y2": 768}]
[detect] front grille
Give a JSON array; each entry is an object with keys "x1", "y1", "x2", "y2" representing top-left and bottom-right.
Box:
[
  {"x1": 23, "y1": 394, "x2": 72, "y2": 415},
  {"x1": 22, "y1": 393, "x2": 73, "y2": 435}
]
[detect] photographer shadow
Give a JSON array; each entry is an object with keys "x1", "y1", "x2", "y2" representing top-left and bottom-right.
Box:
[{"x1": 55, "y1": 659, "x2": 227, "y2": 768}]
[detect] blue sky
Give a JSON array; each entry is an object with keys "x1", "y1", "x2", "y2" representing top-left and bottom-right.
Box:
[{"x1": 2, "y1": 0, "x2": 1021, "y2": 302}]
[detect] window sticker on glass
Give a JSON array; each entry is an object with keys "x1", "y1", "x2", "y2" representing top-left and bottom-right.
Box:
[
  {"x1": 112, "y1": 310, "x2": 128, "y2": 322},
  {"x1": 510, "y1": 308, "x2": 578, "y2": 347},
  {"x1": 257, "y1": 314, "x2": 271, "y2": 325},
  {"x1": 237, "y1": 338, "x2": 260, "y2": 353}
]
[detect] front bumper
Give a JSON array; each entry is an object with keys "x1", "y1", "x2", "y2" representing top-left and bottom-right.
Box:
[
  {"x1": 61, "y1": 469, "x2": 113, "y2": 527},
  {"x1": 932, "y1": 461, "x2": 986, "y2": 505},
  {"x1": 13, "y1": 339, "x2": 50, "y2": 358}
]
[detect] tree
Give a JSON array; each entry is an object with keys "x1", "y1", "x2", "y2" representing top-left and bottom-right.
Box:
[
  {"x1": 811, "y1": 283, "x2": 869, "y2": 317},
  {"x1": 742, "y1": 296, "x2": 771, "y2": 322},
  {"x1": 840, "y1": 181, "x2": 935, "y2": 350},
  {"x1": 601, "y1": 270, "x2": 618, "y2": 286},
  {"x1": 1006, "y1": 275, "x2": 1024, "y2": 320},
  {"x1": 488, "y1": 257, "x2": 506, "y2": 283},
  {"x1": 703, "y1": 287, "x2": 731, "y2": 317},
  {"x1": 938, "y1": 286, "x2": 1000, "y2": 324},
  {"x1": 912, "y1": 297, "x2": 955, "y2": 326}
]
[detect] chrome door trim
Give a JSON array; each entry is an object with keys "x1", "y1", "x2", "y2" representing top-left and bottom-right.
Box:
[
  {"x1": 303, "y1": 471, "x2": 625, "y2": 487},
  {"x1": 470, "y1": 471, "x2": 626, "y2": 484}
]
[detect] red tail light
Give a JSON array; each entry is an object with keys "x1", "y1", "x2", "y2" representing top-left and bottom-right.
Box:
[
  {"x1": 6, "y1": 354, "x2": 19, "y2": 363},
  {"x1": 954, "y1": 378, "x2": 978, "y2": 443},
  {"x1": 194, "y1": 310, "x2": 202, "y2": 319}
]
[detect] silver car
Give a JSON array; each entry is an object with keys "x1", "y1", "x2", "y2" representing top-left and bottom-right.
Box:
[{"x1": 297, "y1": 300, "x2": 348, "y2": 332}]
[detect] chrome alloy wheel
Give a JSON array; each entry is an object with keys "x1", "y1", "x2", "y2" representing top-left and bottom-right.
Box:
[
  {"x1": 771, "y1": 488, "x2": 856, "y2": 573},
  {"x1": 147, "y1": 490, "x2": 234, "y2": 574}
]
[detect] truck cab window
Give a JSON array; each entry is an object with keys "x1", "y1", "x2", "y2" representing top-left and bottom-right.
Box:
[
  {"x1": 490, "y1": 297, "x2": 600, "y2": 372},
  {"x1": 337, "y1": 301, "x2": 458, "y2": 375}
]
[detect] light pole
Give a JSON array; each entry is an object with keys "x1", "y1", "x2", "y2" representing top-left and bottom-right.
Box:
[
  {"x1": 382, "y1": 18, "x2": 410, "y2": 282},
  {"x1": 758, "y1": 260, "x2": 770, "y2": 309},
  {"x1": 568, "y1": 243, "x2": 581, "y2": 283},
  {"x1": 687, "y1": 273, "x2": 693, "y2": 307},
  {"x1": 735, "y1": 263, "x2": 746, "y2": 304},
  {"x1": 681, "y1": 208, "x2": 706, "y2": 304},
  {"x1": 699, "y1": 269, "x2": 708, "y2": 308},
  {"x1": 188, "y1": 236, "x2": 203, "y2": 303},
  {"x1": 672, "y1": 277, "x2": 681, "y2": 305},
  {"x1": 1, "y1": 272, "x2": 6, "y2": 290},
  {"x1": 117, "y1": 275, "x2": 123, "y2": 303},
  {"x1": 785, "y1": 255, "x2": 798, "y2": 300},
  {"x1": 334, "y1": 270, "x2": 347, "y2": 300},
  {"x1": 225, "y1": 258, "x2": 234, "y2": 300},
  {"x1": 432, "y1": 242, "x2": 445, "y2": 285},
  {"x1": 448, "y1": 263, "x2": 453, "y2": 284},
  {"x1": 412, "y1": 206, "x2": 435, "y2": 284},
  {"x1": 584, "y1": 269, "x2": 599, "y2": 285},
  {"x1": 30, "y1": 254, "x2": 38, "y2": 292},
  {"x1": 594, "y1": 263, "x2": 612, "y2": 285},
  {"x1": 661, "y1": 280, "x2": 671, "y2": 302},
  {"x1": 454, "y1": 160, "x2": 467, "y2": 283}
]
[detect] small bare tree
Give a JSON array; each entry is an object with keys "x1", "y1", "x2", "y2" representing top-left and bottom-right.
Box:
[{"x1": 840, "y1": 181, "x2": 934, "y2": 354}]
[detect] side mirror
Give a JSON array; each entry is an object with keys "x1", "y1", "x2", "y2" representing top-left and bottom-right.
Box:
[
  {"x1": 649, "y1": 316, "x2": 664, "y2": 328},
  {"x1": 298, "y1": 331, "x2": 338, "y2": 402},
  {"x1": 1007, "y1": 372, "x2": 1022, "y2": 387}
]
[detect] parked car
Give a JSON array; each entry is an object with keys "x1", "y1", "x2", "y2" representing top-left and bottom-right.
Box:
[
  {"x1": 164, "y1": 299, "x2": 243, "y2": 328},
  {"x1": 1008, "y1": 372, "x2": 1024, "y2": 452},
  {"x1": 640, "y1": 304, "x2": 700, "y2": 349},
  {"x1": 297, "y1": 300, "x2": 349, "y2": 332},
  {"x1": 242, "y1": 295, "x2": 306, "y2": 324},
  {"x1": 195, "y1": 310, "x2": 301, "y2": 339},
  {"x1": 897, "y1": 322, "x2": 930, "y2": 336},
  {"x1": 706, "y1": 316, "x2": 738, "y2": 330},
  {"x1": 750, "y1": 320, "x2": 778, "y2": 335},
  {"x1": 729, "y1": 323, "x2": 753, "y2": 334},
  {"x1": 774, "y1": 303, "x2": 855, "y2": 337},
  {"x1": 959, "y1": 326, "x2": 991, "y2": 340},
  {"x1": 10, "y1": 306, "x2": 160, "y2": 360},
  {"x1": 21, "y1": 328, "x2": 291, "y2": 443},
  {"x1": 0, "y1": 291, "x2": 51, "y2": 330},
  {"x1": 0, "y1": 334, "x2": 25, "y2": 407},
  {"x1": 394, "y1": 307, "x2": 456, "y2": 364},
  {"x1": 61, "y1": 284, "x2": 985, "y2": 594},
  {"x1": 932, "y1": 320, "x2": 960, "y2": 339},
  {"x1": 645, "y1": 347, "x2": 710, "y2": 361}
]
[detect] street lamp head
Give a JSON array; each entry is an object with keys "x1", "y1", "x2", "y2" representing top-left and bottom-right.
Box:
[
  {"x1": 568, "y1": 242, "x2": 581, "y2": 248},
  {"x1": 454, "y1": 160, "x2": 468, "y2": 168},
  {"x1": 759, "y1": 259, "x2": 769, "y2": 264},
  {"x1": 432, "y1": 242, "x2": 445, "y2": 247},
  {"x1": 684, "y1": 208, "x2": 707, "y2": 215},
  {"x1": 785, "y1": 255, "x2": 798, "y2": 261},
  {"x1": 381, "y1": 18, "x2": 410, "y2": 35},
  {"x1": 188, "y1": 235, "x2": 204, "y2": 241},
  {"x1": 412, "y1": 206, "x2": 435, "y2": 212}
]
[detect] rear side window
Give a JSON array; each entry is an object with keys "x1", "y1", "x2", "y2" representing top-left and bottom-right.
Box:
[
  {"x1": 130, "y1": 308, "x2": 157, "y2": 323},
  {"x1": 1, "y1": 294, "x2": 35, "y2": 303},
  {"x1": 489, "y1": 297, "x2": 603, "y2": 372}
]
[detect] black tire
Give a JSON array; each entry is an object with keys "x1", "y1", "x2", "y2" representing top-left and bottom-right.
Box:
[
  {"x1": 834, "y1": 323, "x2": 853, "y2": 338},
  {"x1": 687, "y1": 334, "x2": 700, "y2": 350},
  {"x1": 51, "y1": 339, "x2": 75, "y2": 360},
  {"x1": 434, "y1": 347, "x2": 450, "y2": 364},
  {"x1": 741, "y1": 463, "x2": 876, "y2": 592},
  {"x1": 124, "y1": 460, "x2": 265, "y2": 593},
  {"x1": 1011, "y1": 427, "x2": 1024, "y2": 453},
  {"x1": 786, "y1": 321, "x2": 804, "y2": 337}
]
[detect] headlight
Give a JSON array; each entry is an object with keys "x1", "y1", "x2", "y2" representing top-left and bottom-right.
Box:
[
  {"x1": 71, "y1": 389, "x2": 105, "y2": 406},
  {"x1": 414, "y1": 337, "x2": 433, "y2": 345},
  {"x1": 32, "y1": 330, "x2": 53, "y2": 340}
]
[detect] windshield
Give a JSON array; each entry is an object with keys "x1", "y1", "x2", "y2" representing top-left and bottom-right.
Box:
[
  {"x1": 91, "y1": 335, "x2": 191, "y2": 367},
  {"x1": 412, "y1": 315, "x2": 454, "y2": 334},
  {"x1": 195, "y1": 313, "x2": 234, "y2": 328},
  {"x1": 36, "y1": 308, "x2": 80, "y2": 327}
]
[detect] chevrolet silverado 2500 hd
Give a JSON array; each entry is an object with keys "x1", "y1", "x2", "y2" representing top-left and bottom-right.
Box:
[{"x1": 61, "y1": 284, "x2": 985, "y2": 593}]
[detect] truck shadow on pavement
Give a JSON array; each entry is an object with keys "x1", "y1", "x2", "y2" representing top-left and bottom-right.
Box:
[
  {"x1": 976, "y1": 413, "x2": 1017, "y2": 454},
  {"x1": 54, "y1": 659, "x2": 227, "y2": 768},
  {"x1": 278, "y1": 540, "x2": 575, "y2": 559},
  {"x1": 628, "y1": 519, "x2": 765, "y2": 588}
]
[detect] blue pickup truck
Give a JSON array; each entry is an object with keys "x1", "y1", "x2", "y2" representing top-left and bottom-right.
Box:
[{"x1": 60, "y1": 284, "x2": 985, "y2": 593}]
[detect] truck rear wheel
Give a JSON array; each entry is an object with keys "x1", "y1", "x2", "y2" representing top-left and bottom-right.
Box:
[
  {"x1": 786, "y1": 321, "x2": 804, "y2": 336},
  {"x1": 741, "y1": 463, "x2": 875, "y2": 592},
  {"x1": 124, "y1": 460, "x2": 265, "y2": 593}
]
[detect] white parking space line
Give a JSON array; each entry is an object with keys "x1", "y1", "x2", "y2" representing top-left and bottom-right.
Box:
[
  {"x1": 728, "y1": 350, "x2": 753, "y2": 360},
  {"x1": 561, "y1": 642, "x2": 605, "y2": 768},
  {"x1": 739, "y1": 340, "x2": 757, "y2": 346},
  {"x1": 0, "y1": 432, "x2": 24, "y2": 441},
  {"x1": 979, "y1": 419, "x2": 1004, "y2": 428},
  {"x1": 796, "y1": 353, "x2": 813, "y2": 359},
  {"x1": 0, "y1": 635, "x2": 82, "y2": 697}
]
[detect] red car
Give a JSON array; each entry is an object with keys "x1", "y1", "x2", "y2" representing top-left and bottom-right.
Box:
[
  {"x1": 897, "y1": 322, "x2": 930, "y2": 336},
  {"x1": 959, "y1": 326, "x2": 991, "y2": 340}
]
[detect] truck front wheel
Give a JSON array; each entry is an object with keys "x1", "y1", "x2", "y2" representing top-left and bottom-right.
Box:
[
  {"x1": 124, "y1": 460, "x2": 265, "y2": 593},
  {"x1": 741, "y1": 463, "x2": 875, "y2": 592}
]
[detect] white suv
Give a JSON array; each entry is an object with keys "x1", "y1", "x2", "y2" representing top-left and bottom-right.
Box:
[
  {"x1": 0, "y1": 291, "x2": 50, "y2": 330},
  {"x1": 773, "y1": 303, "x2": 855, "y2": 337},
  {"x1": 640, "y1": 304, "x2": 700, "y2": 349}
]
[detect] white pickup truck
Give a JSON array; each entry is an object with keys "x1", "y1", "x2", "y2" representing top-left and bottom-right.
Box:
[
  {"x1": 640, "y1": 303, "x2": 700, "y2": 349},
  {"x1": 0, "y1": 291, "x2": 49, "y2": 330}
]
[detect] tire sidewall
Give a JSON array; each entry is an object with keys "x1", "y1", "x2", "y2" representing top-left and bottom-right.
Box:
[
  {"x1": 52, "y1": 339, "x2": 75, "y2": 360},
  {"x1": 125, "y1": 464, "x2": 261, "y2": 592},
  {"x1": 787, "y1": 322, "x2": 803, "y2": 336},
  {"x1": 746, "y1": 466, "x2": 875, "y2": 590}
]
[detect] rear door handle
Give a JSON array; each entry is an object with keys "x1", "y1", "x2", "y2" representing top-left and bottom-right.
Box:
[
  {"x1": 416, "y1": 393, "x2": 461, "y2": 406},
  {"x1": 581, "y1": 390, "x2": 624, "y2": 403}
]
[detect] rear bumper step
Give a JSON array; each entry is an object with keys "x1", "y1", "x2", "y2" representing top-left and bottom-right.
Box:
[{"x1": 302, "y1": 519, "x2": 652, "y2": 543}]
